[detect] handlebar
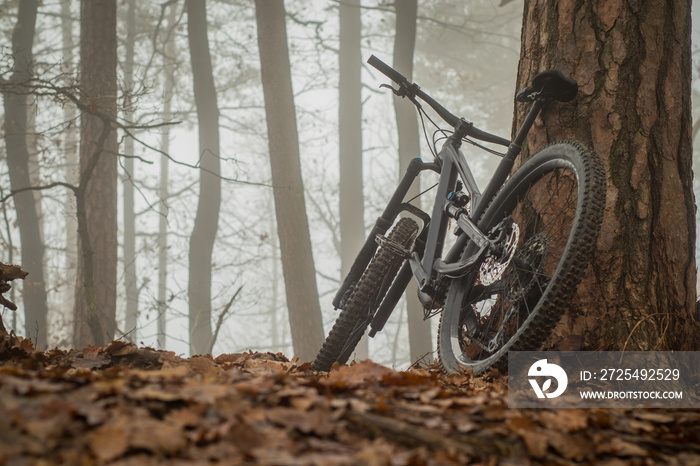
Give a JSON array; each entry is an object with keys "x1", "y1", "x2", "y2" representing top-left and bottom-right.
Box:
[{"x1": 367, "y1": 55, "x2": 511, "y2": 147}]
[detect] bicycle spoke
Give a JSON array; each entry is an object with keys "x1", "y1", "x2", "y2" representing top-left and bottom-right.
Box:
[{"x1": 452, "y1": 164, "x2": 581, "y2": 362}]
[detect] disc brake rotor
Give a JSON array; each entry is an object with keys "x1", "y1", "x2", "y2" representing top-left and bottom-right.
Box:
[
  {"x1": 505, "y1": 233, "x2": 548, "y2": 303},
  {"x1": 479, "y1": 222, "x2": 519, "y2": 285}
]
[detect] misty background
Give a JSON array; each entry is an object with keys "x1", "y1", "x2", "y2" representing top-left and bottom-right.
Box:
[{"x1": 1, "y1": 0, "x2": 699, "y2": 369}]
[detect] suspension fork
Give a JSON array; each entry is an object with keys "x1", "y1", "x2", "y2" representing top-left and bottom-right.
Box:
[
  {"x1": 368, "y1": 229, "x2": 428, "y2": 337},
  {"x1": 332, "y1": 157, "x2": 438, "y2": 309}
]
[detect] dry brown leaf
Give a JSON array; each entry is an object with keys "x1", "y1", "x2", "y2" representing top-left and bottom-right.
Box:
[
  {"x1": 128, "y1": 364, "x2": 190, "y2": 381},
  {"x1": 547, "y1": 431, "x2": 591, "y2": 461},
  {"x1": 520, "y1": 430, "x2": 548, "y2": 458},
  {"x1": 104, "y1": 341, "x2": 138, "y2": 356},
  {"x1": 128, "y1": 385, "x2": 180, "y2": 402},
  {"x1": 189, "y1": 355, "x2": 221, "y2": 378},
  {"x1": 164, "y1": 406, "x2": 205, "y2": 429},
  {"x1": 82, "y1": 345, "x2": 101, "y2": 359},
  {"x1": 596, "y1": 436, "x2": 648, "y2": 457},
  {"x1": 326, "y1": 360, "x2": 393, "y2": 388},
  {"x1": 2, "y1": 341, "x2": 699, "y2": 465},
  {"x1": 507, "y1": 417, "x2": 547, "y2": 458},
  {"x1": 674, "y1": 453, "x2": 700, "y2": 466},
  {"x1": 539, "y1": 409, "x2": 588, "y2": 432},
  {"x1": 354, "y1": 438, "x2": 396, "y2": 466},
  {"x1": 243, "y1": 357, "x2": 293, "y2": 376},
  {"x1": 633, "y1": 411, "x2": 676, "y2": 423},
  {"x1": 1, "y1": 374, "x2": 70, "y2": 395},
  {"x1": 266, "y1": 406, "x2": 336, "y2": 436},
  {"x1": 179, "y1": 381, "x2": 230, "y2": 404},
  {"x1": 128, "y1": 417, "x2": 188, "y2": 455},
  {"x1": 381, "y1": 370, "x2": 437, "y2": 387},
  {"x1": 90, "y1": 423, "x2": 130, "y2": 463}
]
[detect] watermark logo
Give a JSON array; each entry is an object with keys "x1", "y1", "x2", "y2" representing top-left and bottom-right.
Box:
[
  {"x1": 528, "y1": 359, "x2": 568, "y2": 398},
  {"x1": 510, "y1": 351, "x2": 697, "y2": 408}
]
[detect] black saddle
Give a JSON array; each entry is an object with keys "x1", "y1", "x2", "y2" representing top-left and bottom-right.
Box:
[{"x1": 516, "y1": 70, "x2": 578, "y2": 103}]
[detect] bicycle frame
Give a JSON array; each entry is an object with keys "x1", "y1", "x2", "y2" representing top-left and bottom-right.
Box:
[{"x1": 331, "y1": 90, "x2": 548, "y2": 339}]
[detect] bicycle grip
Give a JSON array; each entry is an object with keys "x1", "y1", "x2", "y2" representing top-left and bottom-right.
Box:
[{"x1": 367, "y1": 55, "x2": 408, "y2": 85}]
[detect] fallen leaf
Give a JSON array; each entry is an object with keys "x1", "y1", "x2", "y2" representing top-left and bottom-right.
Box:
[
  {"x1": 128, "y1": 417, "x2": 188, "y2": 455},
  {"x1": 189, "y1": 355, "x2": 221, "y2": 378},
  {"x1": 104, "y1": 341, "x2": 138, "y2": 356},
  {"x1": 633, "y1": 411, "x2": 675, "y2": 423},
  {"x1": 326, "y1": 360, "x2": 393, "y2": 388},
  {"x1": 507, "y1": 417, "x2": 547, "y2": 458},
  {"x1": 547, "y1": 431, "x2": 591, "y2": 461},
  {"x1": 596, "y1": 436, "x2": 647, "y2": 457},
  {"x1": 90, "y1": 423, "x2": 129, "y2": 462},
  {"x1": 539, "y1": 409, "x2": 588, "y2": 432},
  {"x1": 266, "y1": 406, "x2": 336, "y2": 436}
]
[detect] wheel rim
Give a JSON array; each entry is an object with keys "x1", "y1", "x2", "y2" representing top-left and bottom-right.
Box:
[{"x1": 450, "y1": 161, "x2": 580, "y2": 366}]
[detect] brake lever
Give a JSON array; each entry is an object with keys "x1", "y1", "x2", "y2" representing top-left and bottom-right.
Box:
[{"x1": 379, "y1": 83, "x2": 402, "y2": 96}]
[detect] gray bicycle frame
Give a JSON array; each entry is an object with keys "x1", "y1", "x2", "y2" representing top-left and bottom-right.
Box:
[{"x1": 331, "y1": 93, "x2": 547, "y2": 338}]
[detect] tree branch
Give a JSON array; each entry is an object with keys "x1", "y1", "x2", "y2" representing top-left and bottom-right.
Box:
[{"x1": 206, "y1": 285, "x2": 243, "y2": 354}]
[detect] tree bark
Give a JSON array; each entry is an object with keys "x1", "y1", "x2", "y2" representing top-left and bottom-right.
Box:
[
  {"x1": 74, "y1": 0, "x2": 118, "y2": 348},
  {"x1": 123, "y1": 0, "x2": 138, "y2": 342},
  {"x1": 393, "y1": 0, "x2": 433, "y2": 364},
  {"x1": 514, "y1": 0, "x2": 700, "y2": 350},
  {"x1": 255, "y1": 0, "x2": 325, "y2": 362},
  {"x1": 338, "y1": 0, "x2": 367, "y2": 360},
  {"x1": 186, "y1": 0, "x2": 221, "y2": 355},
  {"x1": 60, "y1": 0, "x2": 79, "y2": 328},
  {"x1": 158, "y1": 2, "x2": 178, "y2": 349},
  {"x1": 2, "y1": 0, "x2": 49, "y2": 347}
]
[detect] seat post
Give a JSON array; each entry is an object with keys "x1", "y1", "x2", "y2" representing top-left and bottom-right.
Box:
[{"x1": 510, "y1": 99, "x2": 547, "y2": 153}]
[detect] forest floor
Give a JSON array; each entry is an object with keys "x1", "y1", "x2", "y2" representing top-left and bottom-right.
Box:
[{"x1": 0, "y1": 334, "x2": 699, "y2": 466}]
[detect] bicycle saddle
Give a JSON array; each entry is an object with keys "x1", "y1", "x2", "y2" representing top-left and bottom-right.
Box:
[{"x1": 516, "y1": 70, "x2": 578, "y2": 103}]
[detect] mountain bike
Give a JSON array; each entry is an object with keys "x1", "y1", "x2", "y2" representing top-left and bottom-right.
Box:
[{"x1": 312, "y1": 55, "x2": 606, "y2": 375}]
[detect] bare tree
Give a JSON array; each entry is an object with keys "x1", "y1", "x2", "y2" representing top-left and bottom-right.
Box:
[
  {"x1": 74, "y1": 0, "x2": 118, "y2": 347},
  {"x1": 158, "y1": 2, "x2": 179, "y2": 349},
  {"x1": 255, "y1": 0, "x2": 325, "y2": 362},
  {"x1": 60, "y1": 0, "x2": 79, "y2": 329},
  {"x1": 1, "y1": 0, "x2": 50, "y2": 347},
  {"x1": 514, "y1": 0, "x2": 700, "y2": 350},
  {"x1": 393, "y1": 0, "x2": 432, "y2": 364},
  {"x1": 338, "y1": 0, "x2": 367, "y2": 359},
  {"x1": 122, "y1": 0, "x2": 138, "y2": 342},
  {"x1": 186, "y1": 0, "x2": 221, "y2": 355}
]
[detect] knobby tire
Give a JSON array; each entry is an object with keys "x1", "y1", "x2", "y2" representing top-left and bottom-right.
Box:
[
  {"x1": 437, "y1": 141, "x2": 606, "y2": 375},
  {"x1": 312, "y1": 217, "x2": 419, "y2": 371}
]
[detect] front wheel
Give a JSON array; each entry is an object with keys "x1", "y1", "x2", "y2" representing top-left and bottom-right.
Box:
[
  {"x1": 438, "y1": 141, "x2": 606, "y2": 375},
  {"x1": 312, "y1": 217, "x2": 419, "y2": 371}
]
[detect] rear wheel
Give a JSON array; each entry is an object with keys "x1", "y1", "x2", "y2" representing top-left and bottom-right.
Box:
[
  {"x1": 437, "y1": 141, "x2": 606, "y2": 375},
  {"x1": 312, "y1": 218, "x2": 419, "y2": 371}
]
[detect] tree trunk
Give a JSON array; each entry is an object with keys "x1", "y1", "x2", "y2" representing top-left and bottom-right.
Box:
[
  {"x1": 123, "y1": 0, "x2": 138, "y2": 341},
  {"x1": 338, "y1": 0, "x2": 367, "y2": 360},
  {"x1": 158, "y1": 2, "x2": 178, "y2": 349},
  {"x1": 186, "y1": 0, "x2": 221, "y2": 355},
  {"x1": 2, "y1": 0, "x2": 49, "y2": 347},
  {"x1": 255, "y1": 0, "x2": 325, "y2": 362},
  {"x1": 60, "y1": 0, "x2": 79, "y2": 327},
  {"x1": 393, "y1": 0, "x2": 433, "y2": 364},
  {"x1": 26, "y1": 100, "x2": 43, "y2": 247},
  {"x1": 514, "y1": 0, "x2": 700, "y2": 350},
  {"x1": 74, "y1": 0, "x2": 118, "y2": 348},
  {"x1": 268, "y1": 195, "x2": 280, "y2": 348}
]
